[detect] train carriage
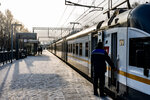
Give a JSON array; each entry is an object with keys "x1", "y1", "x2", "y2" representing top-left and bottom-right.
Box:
[
  {"x1": 48, "y1": 3, "x2": 150, "y2": 100},
  {"x1": 55, "y1": 39, "x2": 63, "y2": 58},
  {"x1": 66, "y1": 25, "x2": 98, "y2": 77},
  {"x1": 97, "y1": 3, "x2": 150, "y2": 99}
]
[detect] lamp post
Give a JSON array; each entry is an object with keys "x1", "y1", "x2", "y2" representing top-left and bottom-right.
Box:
[{"x1": 11, "y1": 23, "x2": 22, "y2": 63}]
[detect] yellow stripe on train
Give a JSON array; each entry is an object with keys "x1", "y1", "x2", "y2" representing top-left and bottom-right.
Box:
[{"x1": 68, "y1": 54, "x2": 150, "y2": 85}]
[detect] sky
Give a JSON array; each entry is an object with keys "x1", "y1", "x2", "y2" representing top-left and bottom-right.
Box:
[
  {"x1": 0, "y1": 0, "x2": 149, "y2": 43},
  {"x1": 0, "y1": 0, "x2": 92, "y2": 42},
  {"x1": 0, "y1": 0, "x2": 146, "y2": 30},
  {"x1": 0, "y1": 0, "x2": 98, "y2": 32},
  {"x1": 0, "y1": 0, "x2": 69, "y2": 31}
]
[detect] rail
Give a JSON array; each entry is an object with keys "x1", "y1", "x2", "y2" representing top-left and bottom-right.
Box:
[{"x1": 0, "y1": 49, "x2": 27, "y2": 66}]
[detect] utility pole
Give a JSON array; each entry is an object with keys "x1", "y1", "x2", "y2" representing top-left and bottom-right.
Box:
[
  {"x1": 127, "y1": 0, "x2": 131, "y2": 9},
  {"x1": 32, "y1": 27, "x2": 81, "y2": 41},
  {"x1": 11, "y1": 23, "x2": 22, "y2": 63},
  {"x1": 70, "y1": 22, "x2": 80, "y2": 32}
]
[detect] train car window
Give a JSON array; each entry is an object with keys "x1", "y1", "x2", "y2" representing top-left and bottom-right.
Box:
[
  {"x1": 105, "y1": 40, "x2": 108, "y2": 44},
  {"x1": 58, "y1": 43, "x2": 61, "y2": 51},
  {"x1": 70, "y1": 44, "x2": 71, "y2": 53},
  {"x1": 56, "y1": 44, "x2": 58, "y2": 51},
  {"x1": 67, "y1": 44, "x2": 69, "y2": 52},
  {"x1": 73, "y1": 44, "x2": 75, "y2": 54},
  {"x1": 68, "y1": 44, "x2": 70, "y2": 53},
  {"x1": 71, "y1": 44, "x2": 72, "y2": 53},
  {"x1": 79, "y1": 43, "x2": 82, "y2": 56},
  {"x1": 76, "y1": 43, "x2": 79, "y2": 55},
  {"x1": 59, "y1": 43, "x2": 61, "y2": 51},
  {"x1": 56, "y1": 43, "x2": 61, "y2": 51},
  {"x1": 69, "y1": 44, "x2": 71, "y2": 53},
  {"x1": 129, "y1": 37, "x2": 150, "y2": 69},
  {"x1": 85, "y1": 42, "x2": 89, "y2": 57}
]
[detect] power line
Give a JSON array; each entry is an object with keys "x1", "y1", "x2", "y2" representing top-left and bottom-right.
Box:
[
  {"x1": 80, "y1": 2, "x2": 108, "y2": 25},
  {"x1": 65, "y1": 0, "x2": 103, "y2": 9},
  {"x1": 75, "y1": 0, "x2": 106, "y2": 22},
  {"x1": 61, "y1": 0, "x2": 81, "y2": 27},
  {"x1": 62, "y1": 0, "x2": 105, "y2": 36},
  {"x1": 61, "y1": 0, "x2": 120, "y2": 37},
  {"x1": 83, "y1": 0, "x2": 121, "y2": 25},
  {"x1": 61, "y1": 6, "x2": 76, "y2": 27},
  {"x1": 63, "y1": 0, "x2": 101, "y2": 27},
  {"x1": 76, "y1": 0, "x2": 105, "y2": 21},
  {"x1": 74, "y1": 8, "x2": 91, "y2": 22},
  {"x1": 92, "y1": 0, "x2": 97, "y2": 6},
  {"x1": 59, "y1": 0, "x2": 81, "y2": 36},
  {"x1": 56, "y1": 6, "x2": 68, "y2": 26}
]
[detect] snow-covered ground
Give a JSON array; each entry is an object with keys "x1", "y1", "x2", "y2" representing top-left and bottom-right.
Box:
[{"x1": 0, "y1": 50, "x2": 112, "y2": 100}]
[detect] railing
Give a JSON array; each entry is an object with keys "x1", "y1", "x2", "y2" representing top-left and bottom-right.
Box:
[{"x1": 0, "y1": 50, "x2": 27, "y2": 66}]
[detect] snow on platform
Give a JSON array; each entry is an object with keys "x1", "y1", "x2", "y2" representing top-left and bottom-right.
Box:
[{"x1": 0, "y1": 50, "x2": 112, "y2": 100}]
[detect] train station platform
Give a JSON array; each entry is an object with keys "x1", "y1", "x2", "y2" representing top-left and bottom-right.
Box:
[{"x1": 0, "y1": 50, "x2": 112, "y2": 100}]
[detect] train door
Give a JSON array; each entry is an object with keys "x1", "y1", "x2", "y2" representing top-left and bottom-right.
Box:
[
  {"x1": 62, "y1": 39, "x2": 68, "y2": 61},
  {"x1": 91, "y1": 32, "x2": 98, "y2": 51},
  {"x1": 62, "y1": 40, "x2": 64, "y2": 60},
  {"x1": 90, "y1": 32, "x2": 98, "y2": 77},
  {"x1": 109, "y1": 32, "x2": 118, "y2": 94},
  {"x1": 65, "y1": 40, "x2": 68, "y2": 61}
]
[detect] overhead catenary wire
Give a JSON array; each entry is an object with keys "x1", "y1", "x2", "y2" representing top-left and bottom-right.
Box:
[
  {"x1": 82, "y1": 0, "x2": 121, "y2": 25},
  {"x1": 80, "y1": 1, "x2": 108, "y2": 25},
  {"x1": 61, "y1": 0, "x2": 81, "y2": 27},
  {"x1": 61, "y1": 0, "x2": 105, "y2": 28},
  {"x1": 58, "y1": 0, "x2": 81, "y2": 37},
  {"x1": 92, "y1": 0, "x2": 96, "y2": 6},
  {"x1": 75, "y1": 0, "x2": 106, "y2": 22},
  {"x1": 56, "y1": 6, "x2": 68, "y2": 27},
  {"x1": 61, "y1": 0, "x2": 120, "y2": 37},
  {"x1": 63, "y1": 0, "x2": 106, "y2": 36},
  {"x1": 61, "y1": 6, "x2": 76, "y2": 27}
]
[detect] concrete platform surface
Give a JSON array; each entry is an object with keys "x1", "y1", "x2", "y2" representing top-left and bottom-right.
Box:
[{"x1": 0, "y1": 50, "x2": 112, "y2": 100}]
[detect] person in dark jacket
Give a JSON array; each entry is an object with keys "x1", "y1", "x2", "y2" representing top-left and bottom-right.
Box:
[{"x1": 91, "y1": 42, "x2": 114, "y2": 97}]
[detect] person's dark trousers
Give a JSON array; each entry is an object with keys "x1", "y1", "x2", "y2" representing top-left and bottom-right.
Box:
[
  {"x1": 93, "y1": 72, "x2": 105, "y2": 96},
  {"x1": 93, "y1": 72, "x2": 98, "y2": 95},
  {"x1": 99, "y1": 72, "x2": 105, "y2": 96}
]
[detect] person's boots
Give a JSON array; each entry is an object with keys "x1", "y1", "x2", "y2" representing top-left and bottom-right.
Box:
[
  {"x1": 94, "y1": 88, "x2": 98, "y2": 96},
  {"x1": 99, "y1": 89, "x2": 106, "y2": 97}
]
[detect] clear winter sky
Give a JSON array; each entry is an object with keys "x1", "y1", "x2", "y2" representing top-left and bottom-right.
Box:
[
  {"x1": 0, "y1": 0, "x2": 70, "y2": 31},
  {"x1": 0, "y1": 0, "x2": 148, "y2": 32}
]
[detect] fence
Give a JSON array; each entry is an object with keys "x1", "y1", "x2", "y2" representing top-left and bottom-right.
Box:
[{"x1": 0, "y1": 50, "x2": 27, "y2": 66}]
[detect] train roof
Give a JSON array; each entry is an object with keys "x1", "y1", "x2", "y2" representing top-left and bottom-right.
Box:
[
  {"x1": 99, "y1": 9, "x2": 131, "y2": 30},
  {"x1": 56, "y1": 39, "x2": 63, "y2": 44},
  {"x1": 50, "y1": 3, "x2": 150, "y2": 45},
  {"x1": 99, "y1": 3, "x2": 150, "y2": 34},
  {"x1": 66, "y1": 24, "x2": 98, "y2": 40},
  {"x1": 129, "y1": 3, "x2": 150, "y2": 34}
]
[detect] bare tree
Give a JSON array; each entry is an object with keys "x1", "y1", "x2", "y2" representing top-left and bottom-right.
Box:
[
  {"x1": 5, "y1": 10, "x2": 14, "y2": 50},
  {"x1": 0, "y1": 11, "x2": 6, "y2": 50},
  {"x1": 19, "y1": 24, "x2": 29, "y2": 32},
  {"x1": 0, "y1": 9, "x2": 29, "y2": 51}
]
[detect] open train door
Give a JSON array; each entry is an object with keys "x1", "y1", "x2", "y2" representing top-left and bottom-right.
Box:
[
  {"x1": 90, "y1": 32, "x2": 98, "y2": 77},
  {"x1": 108, "y1": 32, "x2": 118, "y2": 96}
]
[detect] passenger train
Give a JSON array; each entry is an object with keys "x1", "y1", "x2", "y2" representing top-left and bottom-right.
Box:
[{"x1": 48, "y1": 3, "x2": 150, "y2": 99}]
